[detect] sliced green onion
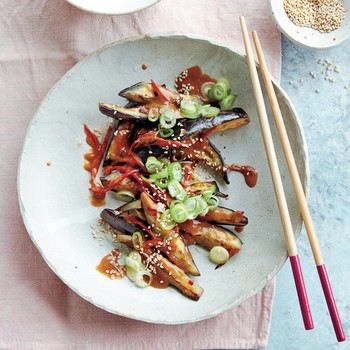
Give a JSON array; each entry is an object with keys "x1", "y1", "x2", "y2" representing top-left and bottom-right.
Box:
[
  {"x1": 169, "y1": 199, "x2": 184, "y2": 210},
  {"x1": 149, "y1": 168, "x2": 168, "y2": 180},
  {"x1": 180, "y1": 98, "x2": 198, "y2": 118},
  {"x1": 175, "y1": 186, "x2": 188, "y2": 201},
  {"x1": 148, "y1": 107, "x2": 159, "y2": 122},
  {"x1": 209, "y1": 81, "x2": 229, "y2": 101},
  {"x1": 200, "y1": 105, "x2": 220, "y2": 118},
  {"x1": 202, "y1": 184, "x2": 217, "y2": 200},
  {"x1": 168, "y1": 162, "x2": 183, "y2": 182},
  {"x1": 201, "y1": 82, "x2": 215, "y2": 99},
  {"x1": 125, "y1": 251, "x2": 142, "y2": 270},
  {"x1": 155, "y1": 177, "x2": 169, "y2": 189},
  {"x1": 159, "y1": 157, "x2": 171, "y2": 166},
  {"x1": 170, "y1": 202, "x2": 188, "y2": 223},
  {"x1": 184, "y1": 196, "x2": 200, "y2": 219},
  {"x1": 160, "y1": 209, "x2": 176, "y2": 231},
  {"x1": 115, "y1": 190, "x2": 135, "y2": 202},
  {"x1": 209, "y1": 246, "x2": 230, "y2": 264},
  {"x1": 158, "y1": 128, "x2": 174, "y2": 139},
  {"x1": 132, "y1": 231, "x2": 143, "y2": 250},
  {"x1": 159, "y1": 109, "x2": 176, "y2": 129},
  {"x1": 167, "y1": 179, "x2": 182, "y2": 198},
  {"x1": 220, "y1": 94, "x2": 237, "y2": 110},
  {"x1": 196, "y1": 196, "x2": 208, "y2": 213},
  {"x1": 126, "y1": 266, "x2": 138, "y2": 282},
  {"x1": 207, "y1": 195, "x2": 220, "y2": 210},
  {"x1": 145, "y1": 156, "x2": 163, "y2": 173},
  {"x1": 134, "y1": 270, "x2": 153, "y2": 288},
  {"x1": 217, "y1": 77, "x2": 231, "y2": 90}
]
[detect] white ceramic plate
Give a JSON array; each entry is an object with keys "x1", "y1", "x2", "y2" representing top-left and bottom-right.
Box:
[
  {"x1": 65, "y1": 0, "x2": 161, "y2": 15},
  {"x1": 18, "y1": 33, "x2": 308, "y2": 324},
  {"x1": 269, "y1": 0, "x2": 350, "y2": 49}
]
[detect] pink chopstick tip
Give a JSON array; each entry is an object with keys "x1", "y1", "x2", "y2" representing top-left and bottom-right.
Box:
[
  {"x1": 317, "y1": 264, "x2": 346, "y2": 342},
  {"x1": 290, "y1": 255, "x2": 314, "y2": 330}
]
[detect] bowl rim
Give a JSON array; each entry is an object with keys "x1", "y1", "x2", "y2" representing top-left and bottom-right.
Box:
[
  {"x1": 64, "y1": 0, "x2": 161, "y2": 15},
  {"x1": 268, "y1": 0, "x2": 350, "y2": 49}
]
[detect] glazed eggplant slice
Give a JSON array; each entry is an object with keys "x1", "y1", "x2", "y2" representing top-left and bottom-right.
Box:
[
  {"x1": 100, "y1": 209, "x2": 137, "y2": 235},
  {"x1": 102, "y1": 121, "x2": 135, "y2": 166},
  {"x1": 141, "y1": 192, "x2": 200, "y2": 276},
  {"x1": 118, "y1": 81, "x2": 181, "y2": 105},
  {"x1": 172, "y1": 137, "x2": 229, "y2": 183},
  {"x1": 100, "y1": 170, "x2": 141, "y2": 196},
  {"x1": 179, "y1": 220, "x2": 242, "y2": 258},
  {"x1": 147, "y1": 249, "x2": 203, "y2": 301},
  {"x1": 199, "y1": 207, "x2": 248, "y2": 226},
  {"x1": 99, "y1": 103, "x2": 148, "y2": 121},
  {"x1": 112, "y1": 233, "x2": 203, "y2": 301},
  {"x1": 184, "y1": 181, "x2": 228, "y2": 198},
  {"x1": 173, "y1": 108, "x2": 250, "y2": 140}
]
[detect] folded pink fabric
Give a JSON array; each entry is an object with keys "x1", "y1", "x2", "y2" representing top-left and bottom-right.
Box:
[{"x1": 0, "y1": 0, "x2": 280, "y2": 348}]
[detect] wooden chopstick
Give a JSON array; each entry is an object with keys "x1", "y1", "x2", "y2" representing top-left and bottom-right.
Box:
[
  {"x1": 239, "y1": 16, "x2": 314, "y2": 331},
  {"x1": 252, "y1": 30, "x2": 345, "y2": 342}
]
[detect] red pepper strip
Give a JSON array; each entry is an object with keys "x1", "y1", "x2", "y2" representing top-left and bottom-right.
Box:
[
  {"x1": 84, "y1": 124, "x2": 101, "y2": 152},
  {"x1": 84, "y1": 124, "x2": 113, "y2": 180},
  {"x1": 151, "y1": 79, "x2": 169, "y2": 102},
  {"x1": 126, "y1": 216, "x2": 158, "y2": 240},
  {"x1": 143, "y1": 238, "x2": 162, "y2": 249},
  {"x1": 130, "y1": 131, "x2": 188, "y2": 151},
  {"x1": 102, "y1": 164, "x2": 134, "y2": 176},
  {"x1": 90, "y1": 169, "x2": 139, "y2": 194},
  {"x1": 131, "y1": 173, "x2": 167, "y2": 204}
]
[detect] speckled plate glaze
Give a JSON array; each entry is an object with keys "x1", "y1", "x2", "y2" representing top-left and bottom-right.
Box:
[
  {"x1": 268, "y1": 0, "x2": 350, "y2": 49},
  {"x1": 17, "y1": 33, "x2": 309, "y2": 324},
  {"x1": 65, "y1": 0, "x2": 161, "y2": 15}
]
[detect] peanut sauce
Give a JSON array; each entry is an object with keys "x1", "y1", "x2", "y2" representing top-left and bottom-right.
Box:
[
  {"x1": 175, "y1": 65, "x2": 216, "y2": 96},
  {"x1": 96, "y1": 249, "x2": 126, "y2": 280},
  {"x1": 226, "y1": 164, "x2": 258, "y2": 188}
]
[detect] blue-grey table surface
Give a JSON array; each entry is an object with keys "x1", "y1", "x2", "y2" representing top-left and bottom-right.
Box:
[{"x1": 266, "y1": 36, "x2": 350, "y2": 350}]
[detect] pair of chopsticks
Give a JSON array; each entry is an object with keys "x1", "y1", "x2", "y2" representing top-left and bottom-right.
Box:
[{"x1": 239, "y1": 16, "x2": 345, "y2": 342}]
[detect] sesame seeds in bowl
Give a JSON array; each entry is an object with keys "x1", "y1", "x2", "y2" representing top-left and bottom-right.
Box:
[
  {"x1": 64, "y1": 0, "x2": 161, "y2": 15},
  {"x1": 268, "y1": 0, "x2": 350, "y2": 49}
]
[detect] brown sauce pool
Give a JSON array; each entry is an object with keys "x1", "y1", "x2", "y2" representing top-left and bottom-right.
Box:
[{"x1": 226, "y1": 164, "x2": 258, "y2": 188}]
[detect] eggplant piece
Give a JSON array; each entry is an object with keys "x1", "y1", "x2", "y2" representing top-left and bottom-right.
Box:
[
  {"x1": 102, "y1": 120, "x2": 136, "y2": 166},
  {"x1": 118, "y1": 81, "x2": 181, "y2": 105},
  {"x1": 148, "y1": 249, "x2": 203, "y2": 301},
  {"x1": 140, "y1": 192, "x2": 200, "y2": 276},
  {"x1": 179, "y1": 220, "x2": 242, "y2": 258},
  {"x1": 119, "y1": 81, "x2": 156, "y2": 103},
  {"x1": 172, "y1": 137, "x2": 229, "y2": 183},
  {"x1": 185, "y1": 181, "x2": 227, "y2": 198},
  {"x1": 117, "y1": 199, "x2": 142, "y2": 212},
  {"x1": 136, "y1": 145, "x2": 165, "y2": 165},
  {"x1": 99, "y1": 103, "x2": 148, "y2": 121},
  {"x1": 173, "y1": 108, "x2": 250, "y2": 140},
  {"x1": 199, "y1": 207, "x2": 248, "y2": 226},
  {"x1": 100, "y1": 171, "x2": 141, "y2": 195},
  {"x1": 112, "y1": 233, "x2": 203, "y2": 301},
  {"x1": 100, "y1": 209, "x2": 137, "y2": 235}
]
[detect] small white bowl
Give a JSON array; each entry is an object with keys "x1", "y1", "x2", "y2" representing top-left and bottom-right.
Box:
[
  {"x1": 268, "y1": 0, "x2": 350, "y2": 49},
  {"x1": 65, "y1": 0, "x2": 161, "y2": 15}
]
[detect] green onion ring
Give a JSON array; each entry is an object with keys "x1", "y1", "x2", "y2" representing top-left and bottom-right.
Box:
[
  {"x1": 170, "y1": 202, "x2": 188, "y2": 223},
  {"x1": 132, "y1": 231, "x2": 143, "y2": 250},
  {"x1": 160, "y1": 209, "x2": 176, "y2": 231},
  {"x1": 145, "y1": 156, "x2": 163, "y2": 173}
]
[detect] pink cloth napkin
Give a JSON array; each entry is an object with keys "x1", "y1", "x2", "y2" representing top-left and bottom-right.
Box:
[{"x1": 0, "y1": 0, "x2": 281, "y2": 349}]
